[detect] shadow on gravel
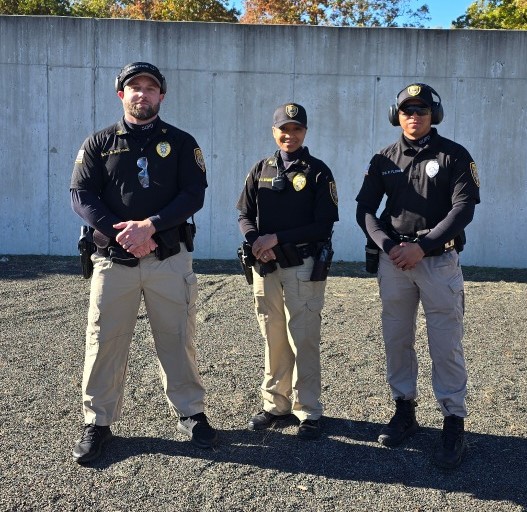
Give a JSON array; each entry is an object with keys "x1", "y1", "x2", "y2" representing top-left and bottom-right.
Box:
[{"x1": 83, "y1": 417, "x2": 526, "y2": 509}]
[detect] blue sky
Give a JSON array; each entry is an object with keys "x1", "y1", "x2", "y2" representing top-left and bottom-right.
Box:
[{"x1": 227, "y1": 0, "x2": 475, "y2": 28}]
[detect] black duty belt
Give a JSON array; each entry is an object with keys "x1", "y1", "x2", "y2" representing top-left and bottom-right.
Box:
[
  {"x1": 296, "y1": 243, "x2": 316, "y2": 258},
  {"x1": 424, "y1": 239, "x2": 456, "y2": 257},
  {"x1": 393, "y1": 234, "x2": 455, "y2": 257}
]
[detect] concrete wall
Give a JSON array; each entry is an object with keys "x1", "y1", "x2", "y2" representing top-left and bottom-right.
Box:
[{"x1": 1, "y1": 16, "x2": 526, "y2": 268}]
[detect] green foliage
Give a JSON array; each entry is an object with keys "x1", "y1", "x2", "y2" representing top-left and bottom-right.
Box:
[
  {"x1": 453, "y1": 0, "x2": 527, "y2": 29},
  {"x1": 70, "y1": 0, "x2": 115, "y2": 18},
  {"x1": 0, "y1": 0, "x2": 239, "y2": 21},
  {"x1": 0, "y1": 0, "x2": 70, "y2": 15}
]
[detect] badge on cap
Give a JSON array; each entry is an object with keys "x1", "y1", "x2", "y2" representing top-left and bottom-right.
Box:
[
  {"x1": 156, "y1": 142, "x2": 171, "y2": 158},
  {"x1": 194, "y1": 148, "x2": 206, "y2": 172},
  {"x1": 470, "y1": 162, "x2": 480, "y2": 187},
  {"x1": 425, "y1": 160, "x2": 439, "y2": 178},
  {"x1": 407, "y1": 85, "x2": 422, "y2": 97},
  {"x1": 286, "y1": 104, "x2": 299, "y2": 118}
]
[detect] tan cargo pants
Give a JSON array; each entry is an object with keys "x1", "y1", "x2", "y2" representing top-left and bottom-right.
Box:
[
  {"x1": 252, "y1": 257, "x2": 327, "y2": 421},
  {"x1": 81, "y1": 246, "x2": 205, "y2": 425}
]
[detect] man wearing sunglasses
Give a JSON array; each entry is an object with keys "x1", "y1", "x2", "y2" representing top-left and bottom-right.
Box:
[
  {"x1": 70, "y1": 62, "x2": 217, "y2": 463},
  {"x1": 355, "y1": 83, "x2": 480, "y2": 469}
]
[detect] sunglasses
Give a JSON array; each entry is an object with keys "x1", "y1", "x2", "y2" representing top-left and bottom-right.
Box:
[
  {"x1": 137, "y1": 157, "x2": 149, "y2": 188},
  {"x1": 399, "y1": 105, "x2": 432, "y2": 117}
]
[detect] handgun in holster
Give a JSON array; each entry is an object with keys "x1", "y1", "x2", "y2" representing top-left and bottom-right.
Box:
[
  {"x1": 237, "y1": 241, "x2": 256, "y2": 285},
  {"x1": 180, "y1": 221, "x2": 196, "y2": 252},
  {"x1": 78, "y1": 225, "x2": 96, "y2": 279},
  {"x1": 311, "y1": 238, "x2": 334, "y2": 281}
]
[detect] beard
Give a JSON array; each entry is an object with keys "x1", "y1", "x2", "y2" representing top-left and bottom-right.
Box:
[{"x1": 125, "y1": 100, "x2": 161, "y2": 120}]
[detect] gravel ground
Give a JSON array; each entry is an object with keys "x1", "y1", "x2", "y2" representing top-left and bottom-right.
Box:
[{"x1": 0, "y1": 256, "x2": 526, "y2": 512}]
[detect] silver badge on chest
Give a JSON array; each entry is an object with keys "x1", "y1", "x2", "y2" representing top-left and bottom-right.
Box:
[{"x1": 425, "y1": 160, "x2": 440, "y2": 178}]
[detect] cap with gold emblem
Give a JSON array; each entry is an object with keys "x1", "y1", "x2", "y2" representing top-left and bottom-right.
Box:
[
  {"x1": 273, "y1": 103, "x2": 307, "y2": 129},
  {"x1": 397, "y1": 84, "x2": 434, "y2": 108}
]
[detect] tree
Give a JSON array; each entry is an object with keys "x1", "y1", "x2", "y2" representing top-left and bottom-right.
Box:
[
  {"x1": 241, "y1": 0, "x2": 431, "y2": 27},
  {"x1": 118, "y1": 0, "x2": 239, "y2": 22},
  {"x1": 453, "y1": 0, "x2": 527, "y2": 29},
  {"x1": 241, "y1": 0, "x2": 325, "y2": 24},
  {"x1": 70, "y1": 0, "x2": 116, "y2": 18},
  {"x1": 0, "y1": 0, "x2": 70, "y2": 15},
  {"x1": 1, "y1": 0, "x2": 240, "y2": 21}
]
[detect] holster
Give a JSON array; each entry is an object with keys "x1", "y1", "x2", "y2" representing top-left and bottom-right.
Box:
[
  {"x1": 180, "y1": 221, "x2": 196, "y2": 252},
  {"x1": 78, "y1": 225, "x2": 96, "y2": 279},
  {"x1": 364, "y1": 238, "x2": 380, "y2": 274},
  {"x1": 154, "y1": 226, "x2": 181, "y2": 261},
  {"x1": 237, "y1": 241, "x2": 255, "y2": 285},
  {"x1": 256, "y1": 260, "x2": 277, "y2": 277},
  {"x1": 310, "y1": 239, "x2": 334, "y2": 281},
  {"x1": 153, "y1": 222, "x2": 196, "y2": 260}
]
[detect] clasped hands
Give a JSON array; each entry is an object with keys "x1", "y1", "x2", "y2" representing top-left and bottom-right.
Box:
[
  {"x1": 251, "y1": 233, "x2": 278, "y2": 263},
  {"x1": 389, "y1": 242, "x2": 425, "y2": 271},
  {"x1": 114, "y1": 220, "x2": 157, "y2": 258}
]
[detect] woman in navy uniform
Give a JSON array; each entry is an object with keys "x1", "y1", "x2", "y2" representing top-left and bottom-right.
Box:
[{"x1": 237, "y1": 103, "x2": 339, "y2": 439}]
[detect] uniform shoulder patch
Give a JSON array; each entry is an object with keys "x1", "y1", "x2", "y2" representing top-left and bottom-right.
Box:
[
  {"x1": 470, "y1": 162, "x2": 480, "y2": 187},
  {"x1": 330, "y1": 181, "x2": 338, "y2": 206},
  {"x1": 75, "y1": 149, "x2": 84, "y2": 164},
  {"x1": 194, "y1": 148, "x2": 206, "y2": 172}
]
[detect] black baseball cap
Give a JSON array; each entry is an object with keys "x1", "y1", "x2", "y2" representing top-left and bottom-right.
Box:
[
  {"x1": 116, "y1": 62, "x2": 166, "y2": 93},
  {"x1": 273, "y1": 103, "x2": 308, "y2": 128},
  {"x1": 397, "y1": 84, "x2": 433, "y2": 108}
]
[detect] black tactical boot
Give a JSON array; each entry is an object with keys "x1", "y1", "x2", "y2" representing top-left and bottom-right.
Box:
[
  {"x1": 378, "y1": 398, "x2": 419, "y2": 447},
  {"x1": 72, "y1": 424, "x2": 112, "y2": 463},
  {"x1": 433, "y1": 415, "x2": 466, "y2": 469}
]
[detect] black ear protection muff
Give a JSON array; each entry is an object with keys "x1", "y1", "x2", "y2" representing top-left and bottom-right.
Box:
[
  {"x1": 115, "y1": 62, "x2": 167, "y2": 94},
  {"x1": 388, "y1": 83, "x2": 443, "y2": 126}
]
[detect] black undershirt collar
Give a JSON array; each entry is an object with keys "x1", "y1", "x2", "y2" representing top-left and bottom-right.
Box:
[
  {"x1": 124, "y1": 117, "x2": 159, "y2": 146},
  {"x1": 280, "y1": 147, "x2": 304, "y2": 169},
  {"x1": 404, "y1": 130, "x2": 432, "y2": 151}
]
